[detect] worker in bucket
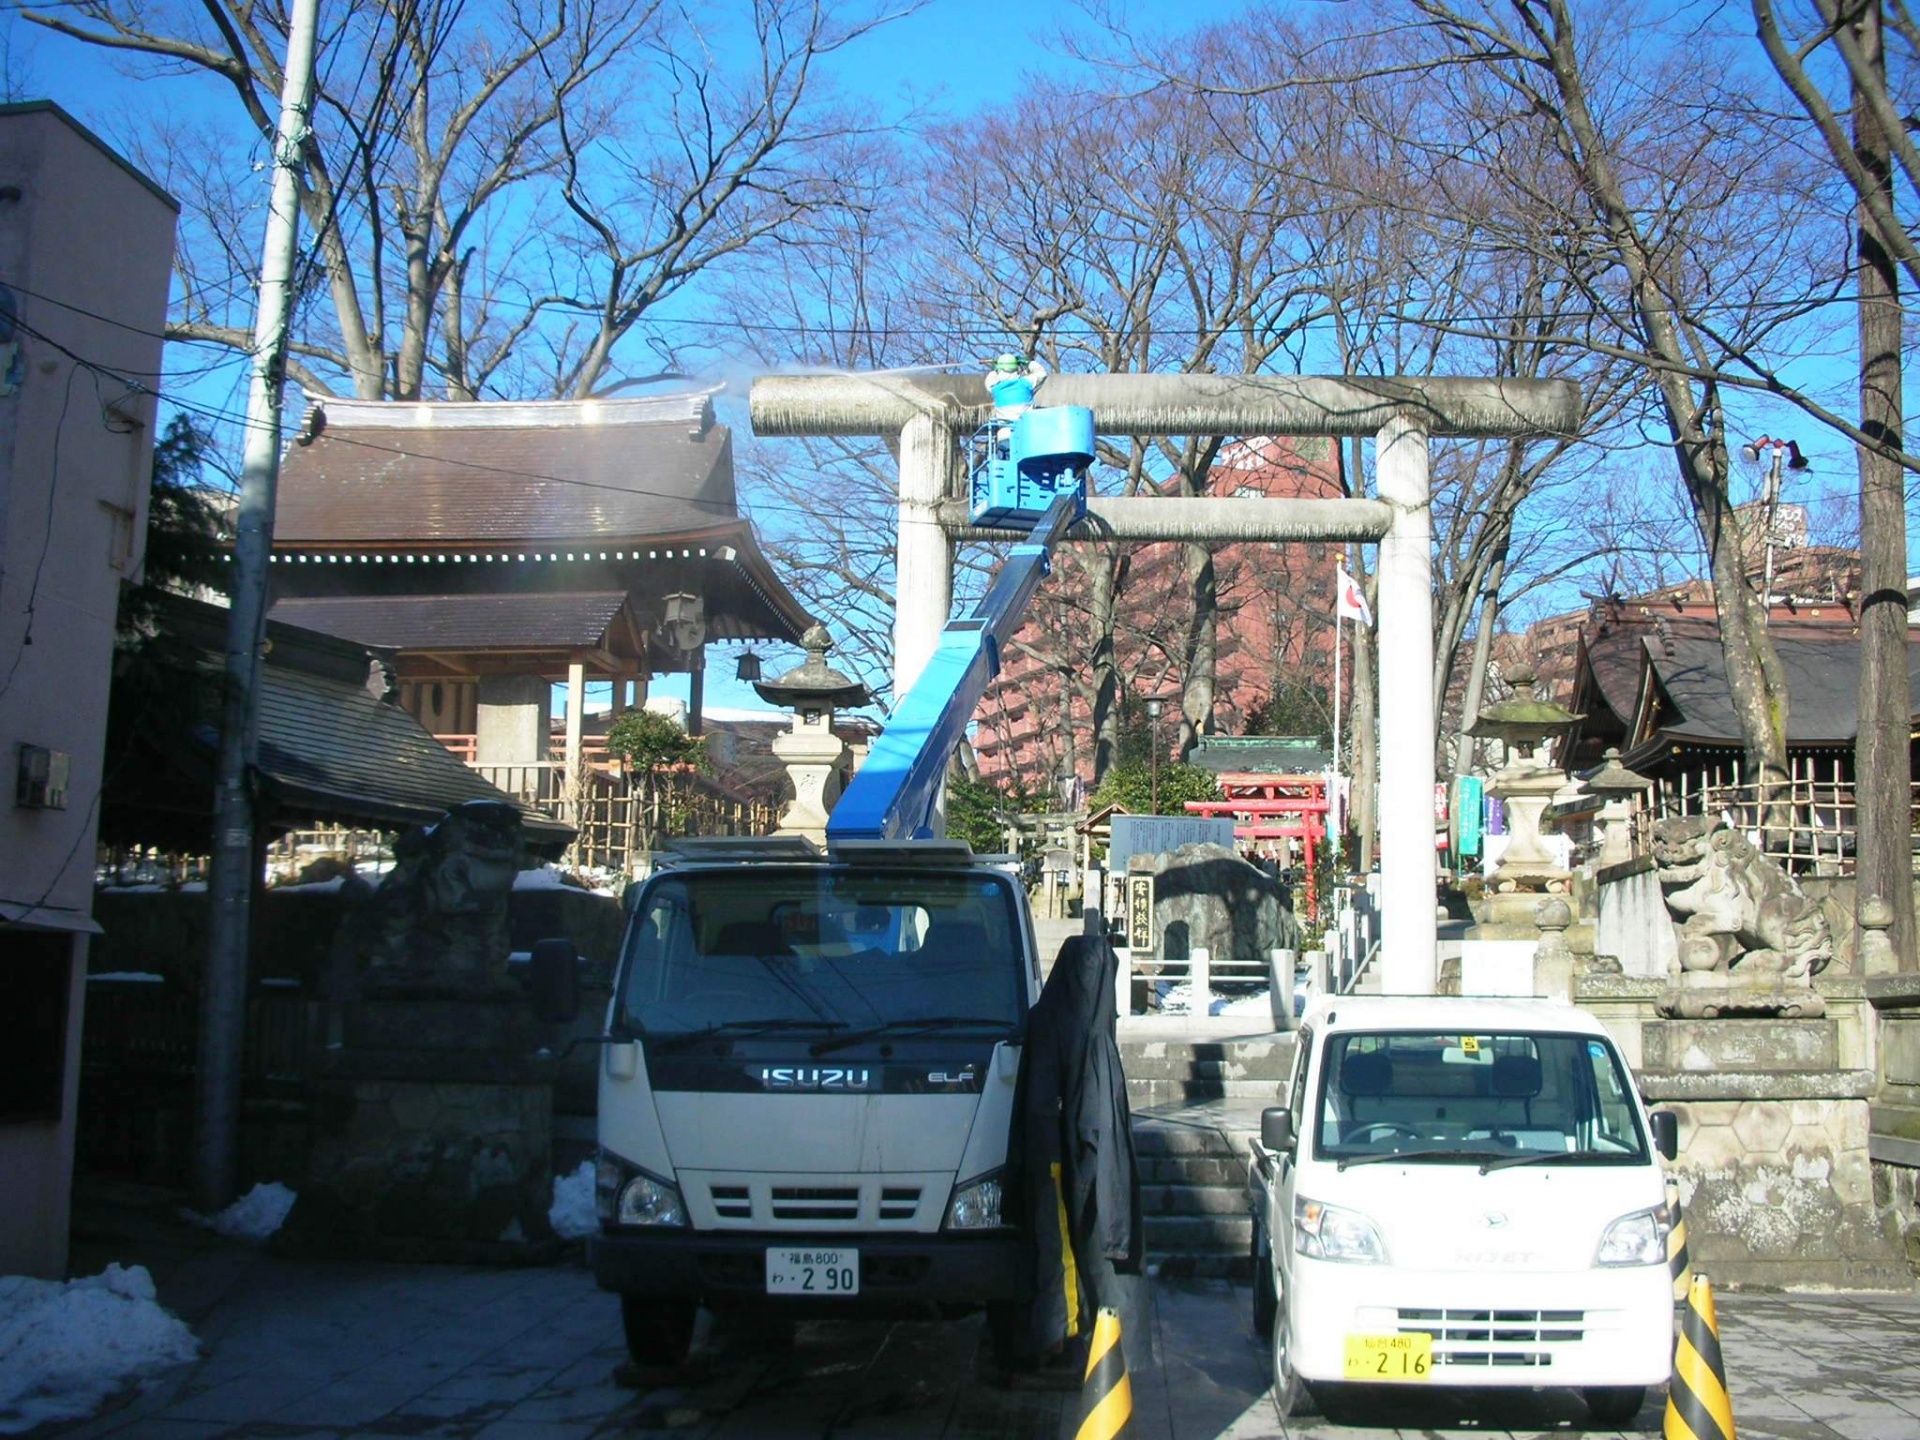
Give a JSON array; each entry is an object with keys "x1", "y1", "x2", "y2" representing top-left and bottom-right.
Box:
[{"x1": 985, "y1": 351, "x2": 1047, "y2": 421}]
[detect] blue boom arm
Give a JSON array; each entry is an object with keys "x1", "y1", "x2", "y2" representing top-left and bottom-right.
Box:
[{"x1": 827, "y1": 492, "x2": 1083, "y2": 842}]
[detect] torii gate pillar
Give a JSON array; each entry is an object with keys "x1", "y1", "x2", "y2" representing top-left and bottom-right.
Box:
[
  {"x1": 893, "y1": 410, "x2": 955, "y2": 697},
  {"x1": 1374, "y1": 416, "x2": 1437, "y2": 995}
]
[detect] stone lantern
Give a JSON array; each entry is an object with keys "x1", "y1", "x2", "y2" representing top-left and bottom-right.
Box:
[
  {"x1": 1467, "y1": 668, "x2": 1583, "y2": 888},
  {"x1": 752, "y1": 624, "x2": 871, "y2": 843},
  {"x1": 1580, "y1": 747, "x2": 1654, "y2": 868}
]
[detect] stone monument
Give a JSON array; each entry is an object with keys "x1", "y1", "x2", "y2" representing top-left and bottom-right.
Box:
[
  {"x1": 291, "y1": 801, "x2": 567, "y2": 1257},
  {"x1": 753, "y1": 624, "x2": 872, "y2": 844}
]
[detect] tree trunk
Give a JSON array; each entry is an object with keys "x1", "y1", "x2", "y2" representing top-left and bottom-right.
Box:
[
  {"x1": 1456, "y1": 553, "x2": 1506, "y2": 781},
  {"x1": 1178, "y1": 537, "x2": 1218, "y2": 761},
  {"x1": 1349, "y1": 533, "x2": 1380, "y2": 872},
  {"x1": 1088, "y1": 552, "x2": 1122, "y2": 786},
  {"x1": 1851, "y1": 0, "x2": 1917, "y2": 969},
  {"x1": 1534, "y1": 0, "x2": 1791, "y2": 796}
]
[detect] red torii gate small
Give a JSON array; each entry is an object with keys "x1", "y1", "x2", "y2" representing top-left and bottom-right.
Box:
[{"x1": 1184, "y1": 771, "x2": 1330, "y2": 918}]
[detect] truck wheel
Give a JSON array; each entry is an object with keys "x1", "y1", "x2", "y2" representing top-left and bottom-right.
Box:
[
  {"x1": 1250, "y1": 1233, "x2": 1277, "y2": 1341},
  {"x1": 1583, "y1": 1386, "x2": 1645, "y2": 1426},
  {"x1": 621, "y1": 1296, "x2": 696, "y2": 1367},
  {"x1": 1269, "y1": 1303, "x2": 1317, "y2": 1418}
]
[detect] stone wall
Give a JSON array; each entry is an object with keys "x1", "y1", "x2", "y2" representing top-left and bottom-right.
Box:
[
  {"x1": 1578, "y1": 973, "x2": 1910, "y2": 1289},
  {"x1": 1868, "y1": 976, "x2": 1920, "y2": 1277},
  {"x1": 80, "y1": 883, "x2": 624, "y2": 1188}
]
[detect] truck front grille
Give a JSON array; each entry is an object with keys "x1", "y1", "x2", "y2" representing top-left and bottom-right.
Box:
[
  {"x1": 771, "y1": 1186, "x2": 860, "y2": 1222},
  {"x1": 1397, "y1": 1308, "x2": 1585, "y2": 1369},
  {"x1": 688, "y1": 1174, "x2": 941, "y2": 1229}
]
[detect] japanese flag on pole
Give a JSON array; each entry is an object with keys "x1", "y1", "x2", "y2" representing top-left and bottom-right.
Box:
[{"x1": 1336, "y1": 565, "x2": 1373, "y2": 626}]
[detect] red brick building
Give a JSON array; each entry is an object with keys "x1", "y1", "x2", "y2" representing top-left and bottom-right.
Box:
[{"x1": 971, "y1": 437, "x2": 1347, "y2": 794}]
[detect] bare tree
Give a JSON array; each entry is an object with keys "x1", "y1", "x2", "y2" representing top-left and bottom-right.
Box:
[
  {"x1": 1754, "y1": 0, "x2": 1916, "y2": 967},
  {"x1": 1381, "y1": 0, "x2": 1849, "y2": 804},
  {"x1": 30, "y1": 0, "x2": 892, "y2": 399}
]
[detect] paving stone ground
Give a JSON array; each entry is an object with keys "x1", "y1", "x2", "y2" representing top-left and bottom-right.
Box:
[{"x1": 47, "y1": 1189, "x2": 1920, "y2": 1439}]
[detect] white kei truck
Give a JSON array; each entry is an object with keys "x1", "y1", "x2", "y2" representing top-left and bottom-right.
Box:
[
  {"x1": 577, "y1": 840, "x2": 1041, "y2": 1366},
  {"x1": 1248, "y1": 995, "x2": 1680, "y2": 1425}
]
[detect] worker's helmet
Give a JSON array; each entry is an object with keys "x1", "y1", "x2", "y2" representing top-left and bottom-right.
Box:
[{"x1": 991, "y1": 352, "x2": 1025, "y2": 373}]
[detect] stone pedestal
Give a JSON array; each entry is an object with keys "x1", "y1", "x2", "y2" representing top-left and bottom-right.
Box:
[
  {"x1": 287, "y1": 995, "x2": 560, "y2": 1260},
  {"x1": 1485, "y1": 758, "x2": 1570, "y2": 887},
  {"x1": 771, "y1": 716, "x2": 849, "y2": 843},
  {"x1": 1641, "y1": 1013, "x2": 1908, "y2": 1289}
]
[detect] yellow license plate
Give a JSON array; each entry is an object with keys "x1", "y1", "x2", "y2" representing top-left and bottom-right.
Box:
[{"x1": 1343, "y1": 1332, "x2": 1434, "y2": 1381}]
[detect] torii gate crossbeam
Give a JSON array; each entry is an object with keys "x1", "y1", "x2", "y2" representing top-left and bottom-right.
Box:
[{"x1": 749, "y1": 372, "x2": 1581, "y2": 996}]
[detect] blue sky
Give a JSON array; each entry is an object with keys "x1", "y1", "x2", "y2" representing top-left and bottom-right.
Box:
[{"x1": 10, "y1": 0, "x2": 1912, "y2": 720}]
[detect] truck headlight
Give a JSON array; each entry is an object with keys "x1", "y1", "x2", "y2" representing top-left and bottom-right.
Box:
[
  {"x1": 1595, "y1": 1206, "x2": 1668, "y2": 1267},
  {"x1": 616, "y1": 1170, "x2": 686, "y2": 1228},
  {"x1": 1295, "y1": 1196, "x2": 1387, "y2": 1263},
  {"x1": 944, "y1": 1172, "x2": 1006, "y2": 1230}
]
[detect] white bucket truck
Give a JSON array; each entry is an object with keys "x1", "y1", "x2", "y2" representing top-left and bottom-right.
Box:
[
  {"x1": 584, "y1": 840, "x2": 1038, "y2": 1364},
  {"x1": 1248, "y1": 995, "x2": 1679, "y2": 1425}
]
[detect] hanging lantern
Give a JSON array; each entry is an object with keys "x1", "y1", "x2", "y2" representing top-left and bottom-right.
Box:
[{"x1": 735, "y1": 651, "x2": 763, "y2": 682}]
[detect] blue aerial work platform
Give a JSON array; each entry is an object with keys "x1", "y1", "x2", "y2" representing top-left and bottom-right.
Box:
[
  {"x1": 967, "y1": 405, "x2": 1094, "y2": 531},
  {"x1": 827, "y1": 401, "x2": 1096, "y2": 843}
]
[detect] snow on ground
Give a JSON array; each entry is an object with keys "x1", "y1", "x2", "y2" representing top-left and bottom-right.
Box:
[
  {"x1": 1155, "y1": 983, "x2": 1277, "y2": 1018},
  {"x1": 0, "y1": 1265, "x2": 198, "y2": 1434},
  {"x1": 513, "y1": 867, "x2": 572, "y2": 891},
  {"x1": 181, "y1": 1182, "x2": 297, "y2": 1242},
  {"x1": 548, "y1": 1161, "x2": 598, "y2": 1241}
]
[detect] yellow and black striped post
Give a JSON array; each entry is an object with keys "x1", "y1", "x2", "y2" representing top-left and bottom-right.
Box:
[
  {"x1": 1665, "y1": 1272, "x2": 1736, "y2": 1440},
  {"x1": 1075, "y1": 1306, "x2": 1133, "y2": 1440},
  {"x1": 1667, "y1": 1178, "x2": 1693, "y2": 1303}
]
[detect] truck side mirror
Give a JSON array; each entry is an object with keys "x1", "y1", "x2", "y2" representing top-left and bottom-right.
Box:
[
  {"x1": 1649, "y1": 1109, "x2": 1679, "y2": 1162},
  {"x1": 1261, "y1": 1105, "x2": 1294, "y2": 1153},
  {"x1": 529, "y1": 938, "x2": 580, "y2": 1024}
]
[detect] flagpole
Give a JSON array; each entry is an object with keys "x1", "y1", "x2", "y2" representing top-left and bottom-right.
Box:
[{"x1": 1332, "y1": 564, "x2": 1343, "y2": 865}]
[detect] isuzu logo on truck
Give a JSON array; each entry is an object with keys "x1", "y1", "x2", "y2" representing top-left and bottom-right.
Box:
[{"x1": 755, "y1": 1066, "x2": 871, "y2": 1091}]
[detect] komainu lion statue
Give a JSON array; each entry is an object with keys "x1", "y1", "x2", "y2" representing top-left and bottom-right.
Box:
[
  {"x1": 1649, "y1": 814, "x2": 1830, "y2": 1016},
  {"x1": 356, "y1": 799, "x2": 525, "y2": 992}
]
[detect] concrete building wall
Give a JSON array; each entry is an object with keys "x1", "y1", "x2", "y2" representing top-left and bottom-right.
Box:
[{"x1": 0, "y1": 102, "x2": 176, "y2": 1277}]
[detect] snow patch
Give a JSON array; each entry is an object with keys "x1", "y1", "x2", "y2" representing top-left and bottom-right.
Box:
[
  {"x1": 269, "y1": 876, "x2": 348, "y2": 894},
  {"x1": 0, "y1": 1264, "x2": 198, "y2": 1434},
  {"x1": 548, "y1": 1161, "x2": 598, "y2": 1240},
  {"x1": 513, "y1": 867, "x2": 572, "y2": 891},
  {"x1": 181, "y1": 1182, "x2": 297, "y2": 1242},
  {"x1": 1156, "y1": 983, "x2": 1277, "y2": 1018}
]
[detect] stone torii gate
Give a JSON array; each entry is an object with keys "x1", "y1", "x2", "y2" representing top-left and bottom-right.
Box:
[{"x1": 750, "y1": 372, "x2": 1581, "y2": 995}]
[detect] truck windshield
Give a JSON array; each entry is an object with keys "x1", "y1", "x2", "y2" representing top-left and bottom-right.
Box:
[
  {"x1": 1313, "y1": 1030, "x2": 1648, "y2": 1166},
  {"x1": 617, "y1": 869, "x2": 1026, "y2": 1039}
]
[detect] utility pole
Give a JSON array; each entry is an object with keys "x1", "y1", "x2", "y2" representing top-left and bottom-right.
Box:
[
  {"x1": 1850, "y1": 0, "x2": 1916, "y2": 971},
  {"x1": 195, "y1": 0, "x2": 319, "y2": 1210}
]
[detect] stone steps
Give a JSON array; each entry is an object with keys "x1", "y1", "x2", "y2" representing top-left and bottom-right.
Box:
[
  {"x1": 1139, "y1": 1183, "x2": 1249, "y2": 1216},
  {"x1": 1138, "y1": 1154, "x2": 1245, "y2": 1186},
  {"x1": 1126, "y1": 1037, "x2": 1288, "y2": 1280},
  {"x1": 1128, "y1": 1077, "x2": 1288, "y2": 1107}
]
